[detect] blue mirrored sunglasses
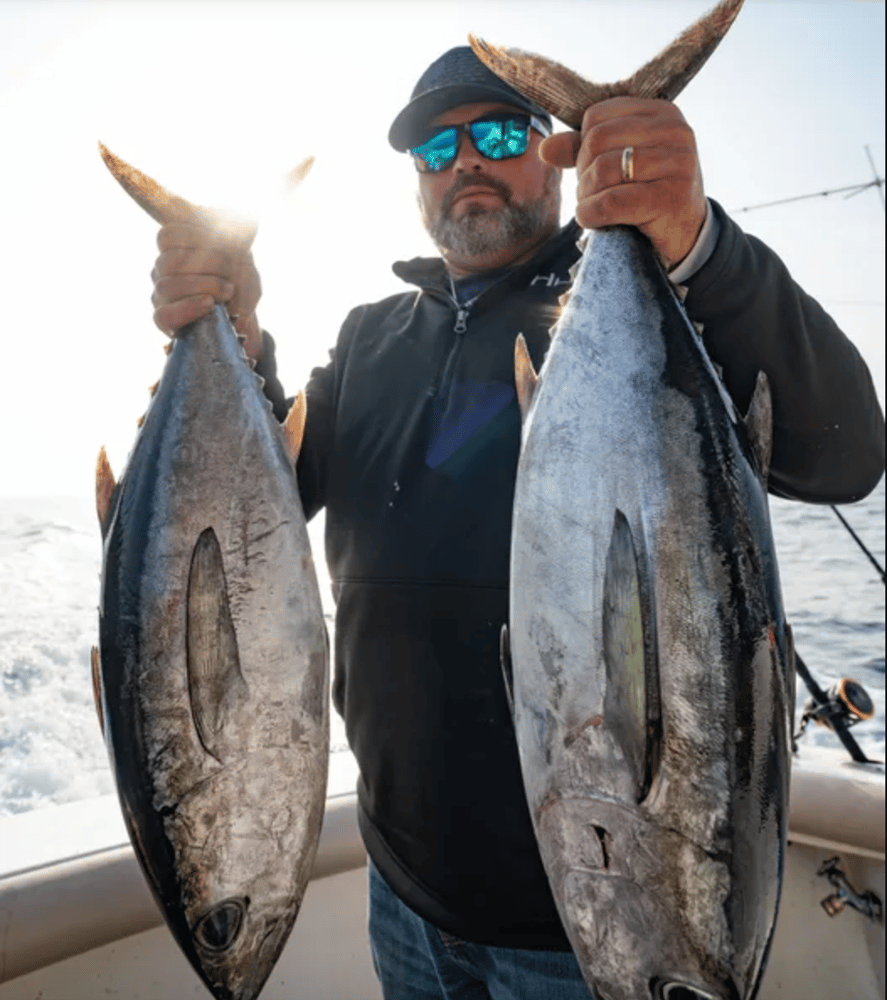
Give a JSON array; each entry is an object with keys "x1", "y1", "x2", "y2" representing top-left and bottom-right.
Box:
[{"x1": 411, "y1": 114, "x2": 551, "y2": 174}]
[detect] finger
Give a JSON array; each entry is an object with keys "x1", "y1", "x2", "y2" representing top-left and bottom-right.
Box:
[
  {"x1": 577, "y1": 104, "x2": 693, "y2": 176},
  {"x1": 576, "y1": 144, "x2": 699, "y2": 201},
  {"x1": 153, "y1": 295, "x2": 216, "y2": 336},
  {"x1": 157, "y1": 221, "x2": 214, "y2": 251},
  {"x1": 153, "y1": 246, "x2": 235, "y2": 281},
  {"x1": 575, "y1": 176, "x2": 706, "y2": 265},
  {"x1": 575, "y1": 174, "x2": 695, "y2": 232},
  {"x1": 151, "y1": 274, "x2": 234, "y2": 310},
  {"x1": 581, "y1": 96, "x2": 685, "y2": 132},
  {"x1": 539, "y1": 132, "x2": 582, "y2": 169},
  {"x1": 156, "y1": 220, "x2": 252, "y2": 253},
  {"x1": 227, "y1": 252, "x2": 262, "y2": 320}
]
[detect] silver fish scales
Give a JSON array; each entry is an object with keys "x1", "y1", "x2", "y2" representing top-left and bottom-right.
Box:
[
  {"x1": 93, "y1": 149, "x2": 328, "y2": 1000},
  {"x1": 472, "y1": 3, "x2": 795, "y2": 998}
]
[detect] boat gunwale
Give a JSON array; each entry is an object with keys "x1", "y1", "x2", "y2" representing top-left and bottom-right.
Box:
[{"x1": 0, "y1": 750, "x2": 883, "y2": 986}]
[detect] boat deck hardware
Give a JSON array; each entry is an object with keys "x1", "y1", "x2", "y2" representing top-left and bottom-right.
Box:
[{"x1": 817, "y1": 857, "x2": 883, "y2": 923}]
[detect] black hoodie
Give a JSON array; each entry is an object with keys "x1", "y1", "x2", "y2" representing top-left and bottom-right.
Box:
[{"x1": 256, "y1": 203, "x2": 884, "y2": 949}]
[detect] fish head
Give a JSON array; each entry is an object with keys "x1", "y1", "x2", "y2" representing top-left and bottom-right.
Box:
[
  {"x1": 186, "y1": 892, "x2": 294, "y2": 1000},
  {"x1": 536, "y1": 795, "x2": 745, "y2": 1000},
  {"x1": 155, "y1": 749, "x2": 325, "y2": 1000}
]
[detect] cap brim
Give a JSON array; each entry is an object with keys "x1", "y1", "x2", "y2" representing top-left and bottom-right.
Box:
[{"x1": 388, "y1": 84, "x2": 547, "y2": 152}]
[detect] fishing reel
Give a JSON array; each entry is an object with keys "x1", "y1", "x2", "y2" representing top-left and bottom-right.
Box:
[{"x1": 795, "y1": 677, "x2": 875, "y2": 741}]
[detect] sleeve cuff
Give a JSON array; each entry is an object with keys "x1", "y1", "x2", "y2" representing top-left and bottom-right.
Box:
[{"x1": 667, "y1": 199, "x2": 720, "y2": 285}]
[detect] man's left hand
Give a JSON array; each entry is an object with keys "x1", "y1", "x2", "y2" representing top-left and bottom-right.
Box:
[{"x1": 540, "y1": 97, "x2": 707, "y2": 270}]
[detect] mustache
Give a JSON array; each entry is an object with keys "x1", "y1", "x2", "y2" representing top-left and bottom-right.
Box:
[{"x1": 441, "y1": 173, "x2": 513, "y2": 217}]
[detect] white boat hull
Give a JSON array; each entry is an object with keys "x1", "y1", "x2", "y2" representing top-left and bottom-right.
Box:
[{"x1": 0, "y1": 748, "x2": 882, "y2": 1000}]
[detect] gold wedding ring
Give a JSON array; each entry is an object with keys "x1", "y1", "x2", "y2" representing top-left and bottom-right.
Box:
[{"x1": 621, "y1": 146, "x2": 634, "y2": 183}]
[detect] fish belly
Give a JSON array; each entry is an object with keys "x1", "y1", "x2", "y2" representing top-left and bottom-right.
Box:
[
  {"x1": 98, "y1": 306, "x2": 329, "y2": 1000},
  {"x1": 509, "y1": 228, "x2": 791, "y2": 1000}
]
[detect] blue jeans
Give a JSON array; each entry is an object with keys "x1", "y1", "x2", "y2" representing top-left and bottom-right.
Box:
[{"x1": 367, "y1": 858, "x2": 595, "y2": 1000}]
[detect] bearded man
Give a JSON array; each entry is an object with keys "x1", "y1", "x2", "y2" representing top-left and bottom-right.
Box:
[{"x1": 149, "y1": 46, "x2": 884, "y2": 1000}]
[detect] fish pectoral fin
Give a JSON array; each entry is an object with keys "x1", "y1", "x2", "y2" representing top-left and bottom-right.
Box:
[
  {"x1": 500, "y1": 624, "x2": 515, "y2": 721},
  {"x1": 91, "y1": 645, "x2": 105, "y2": 737},
  {"x1": 602, "y1": 509, "x2": 660, "y2": 803},
  {"x1": 95, "y1": 447, "x2": 117, "y2": 537},
  {"x1": 186, "y1": 528, "x2": 249, "y2": 763},
  {"x1": 469, "y1": 0, "x2": 744, "y2": 123},
  {"x1": 514, "y1": 334, "x2": 539, "y2": 422},
  {"x1": 744, "y1": 370, "x2": 773, "y2": 482},
  {"x1": 282, "y1": 392, "x2": 308, "y2": 464}
]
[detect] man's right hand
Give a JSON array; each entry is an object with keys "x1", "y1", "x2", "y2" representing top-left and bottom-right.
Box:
[{"x1": 151, "y1": 222, "x2": 264, "y2": 362}]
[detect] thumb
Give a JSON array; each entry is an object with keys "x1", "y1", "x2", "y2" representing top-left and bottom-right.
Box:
[{"x1": 539, "y1": 132, "x2": 581, "y2": 169}]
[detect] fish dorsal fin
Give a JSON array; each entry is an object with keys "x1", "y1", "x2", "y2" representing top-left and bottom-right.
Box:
[
  {"x1": 744, "y1": 370, "x2": 773, "y2": 482},
  {"x1": 500, "y1": 624, "x2": 515, "y2": 720},
  {"x1": 282, "y1": 392, "x2": 307, "y2": 464},
  {"x1": 468, "y1": 0, "x2": 744, "y2": 128},
  {"x1": 602, "y1": 509, "x2": 660, "y2": 803},
  {"x1": 514, "y1": 334, "x2": 539, "y2": 422},
  {"x1": 91, "y1": 645, "x2": 105, "y2": 737},
  {"x1": 186, "y1": 528, "x2": 249, "y2": 763},
  {"x1": 95, "y1": 447, "x2": 117, "y2": 538}
]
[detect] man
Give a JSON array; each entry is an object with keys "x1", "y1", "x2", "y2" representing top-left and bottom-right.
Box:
[{"x1": 150, "y1": 47, "x2": 884, "y2": 1000}]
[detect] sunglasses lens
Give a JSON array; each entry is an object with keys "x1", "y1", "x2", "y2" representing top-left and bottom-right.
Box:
[
  {"x1": 410, "y1": 117, "x2": 533, "y2": 172},
  {"x1": 471, "y1": 118, "x2": 530, "y2": 161},
  {"x1": 412, "y1": 127, "x2": 458, "y2": 173}
]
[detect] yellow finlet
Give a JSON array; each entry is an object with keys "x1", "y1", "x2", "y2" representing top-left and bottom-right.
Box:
[
  {"x1": 514, "y1": 334, "x2": 539, "y2": 422},
  {"x1": 282, "y1": 392, "x2": 307, "y2": 464},
  {"x1": 95, "y1": 447, "x2": 117, "y2": 537}
]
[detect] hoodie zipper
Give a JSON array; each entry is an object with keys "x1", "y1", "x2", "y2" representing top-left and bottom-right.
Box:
[{"x1": 432, "y1": 279, "x2": 481, "y2": 399}]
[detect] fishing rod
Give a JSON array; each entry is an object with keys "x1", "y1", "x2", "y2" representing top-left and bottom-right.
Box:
[
  {"x1": 735, "y1": 148, "x2": 885, "y2": 763},
  {"x1": 791, "y1": 505, "x2": 882, "y2": 764},
  {"x1": 830, "y1": 505, "x2": 886, "y2": 585}
]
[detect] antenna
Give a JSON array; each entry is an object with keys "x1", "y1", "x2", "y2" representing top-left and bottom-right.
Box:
[
  {"x1": 731, "y1": 145, "x2": 884, "y2": 215},
  {"x1": 863, "y1": 144, "x2": 885, "y2": 212}
]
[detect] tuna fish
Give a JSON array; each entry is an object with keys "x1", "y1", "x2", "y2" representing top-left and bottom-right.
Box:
[
  {"x1": 92, "y1": 147, "x2": 328, "y2": 1000},
  {"x1": 471, "y1": 4, "x2": 795, "y2": 999}
]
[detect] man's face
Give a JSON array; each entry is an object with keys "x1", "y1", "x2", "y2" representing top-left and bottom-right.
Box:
[{"x1": 416, "y1": 101, "x2": 561, "y2": 265}]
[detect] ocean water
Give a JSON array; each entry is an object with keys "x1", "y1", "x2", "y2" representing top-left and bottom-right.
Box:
[{"x1": 0, "y1": 482, "x2": 883, "y2": 819}]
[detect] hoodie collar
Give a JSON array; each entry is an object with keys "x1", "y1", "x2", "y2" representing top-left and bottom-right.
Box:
[{"x1": 392, "y1": 220, "x2": 582, "y2": 294}]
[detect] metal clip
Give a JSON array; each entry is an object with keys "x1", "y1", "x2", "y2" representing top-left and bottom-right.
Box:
[{"x1": 817, "y1": 857, "x2": 883, "y2": 923}]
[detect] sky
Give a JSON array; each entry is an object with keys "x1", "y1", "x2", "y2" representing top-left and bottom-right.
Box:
[{"x1": 0, "y1": 0, "x2": 883, "y2": 498}]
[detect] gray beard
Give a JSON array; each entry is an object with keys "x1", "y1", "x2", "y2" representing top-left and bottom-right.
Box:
[
  {"x1": 428, "y1": 199, "x2": 552, "y2": 257},
  {"x1": 421, "y1": 169, "x2": 559, "y2": 258}
]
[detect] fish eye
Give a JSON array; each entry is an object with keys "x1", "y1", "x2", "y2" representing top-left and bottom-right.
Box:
[{"x1": 194, "y1": 898, "x2": 247, "y2": 952}]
